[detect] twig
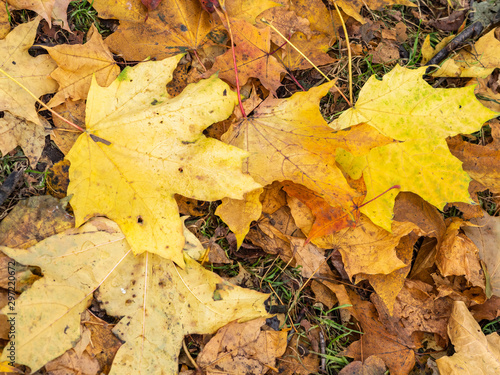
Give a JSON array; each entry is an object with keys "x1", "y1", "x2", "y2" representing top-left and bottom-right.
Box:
[
  {"x1": 319, "y1": 331, "x2": 326, "y2": 373},
  {"x1": 425, "y1": 21, "x2": 483, "y2": 70},
  {"x1": 182, "y1": 339, "x2": 200, "y2": 371}
]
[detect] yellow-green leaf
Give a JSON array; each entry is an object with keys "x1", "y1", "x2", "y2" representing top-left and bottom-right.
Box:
[
  {"x1": 337, "y1": 139, "x2": 473, "y2": 231},
  {"x1": 66, "y1": 55, "x2": 261, "y2": 266},
  {"x1": 335, "y1": 65, "x2": 498, "y2": 141}
]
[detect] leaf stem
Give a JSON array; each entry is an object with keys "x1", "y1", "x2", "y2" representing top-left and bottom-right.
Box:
[
  {"x1": 216, "y1": 7, "x2": 246, "y2": 118},
  {"x1": 333, "y1": 2, "x2": 353, "y2": 105},
  {"x1": 0, "y1": 67, "x2": 85, "y2": 132},
  {"x1": 358, "y1": 185, "x2": 401, "y2": 209}
]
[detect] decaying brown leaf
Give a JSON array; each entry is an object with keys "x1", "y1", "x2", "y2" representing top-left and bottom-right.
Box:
[
  {"x1": 343, "y1": 292, "x2": 417, "y2": 375},
  {"x1": 462, "y1": 210, "x2": 500, "y2": 297},
  {"x1": 196, "y1": 317, "x2": 287, "y2": 374}
]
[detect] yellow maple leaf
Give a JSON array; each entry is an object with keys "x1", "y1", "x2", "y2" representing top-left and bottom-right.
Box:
[
  {"x1": 335, "y1": 65, "x2": 498, "y2": 141},
  {"x1": 66, "y1": 55, "x2": 261, "y2": 266},
  {"x1": 0, "y1": 17, "x2": 58, "y2": 125},
  {"x1": 0, "y1": 218, "x2": 269, "y2": 374},
  {"x1": 203, "y1": 18, "x2": 286, "y2": 95},
  {"x1": 333, "y1": 65, "x2": 498, "y2": 230},
  {"x1": 337, "y1": 139, "x2": 475, "y2": 231},
  {"x1": 218, "y1": 82, "x2": 393, "y2": 242}
]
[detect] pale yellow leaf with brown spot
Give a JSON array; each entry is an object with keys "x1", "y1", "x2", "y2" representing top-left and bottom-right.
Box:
[
  {"x1": 0, "y1": 218, "x2": 269, "y2": 374},
  {"x1": 67, "y1": 55, "x2": 260, "y2": 266}
]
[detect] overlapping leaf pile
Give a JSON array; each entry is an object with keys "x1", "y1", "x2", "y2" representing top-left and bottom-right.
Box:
[{"x1": 1, "y1": 0, "x2": 500, "y2": 374}]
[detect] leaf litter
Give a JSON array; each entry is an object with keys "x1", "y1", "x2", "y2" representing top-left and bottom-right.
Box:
[{"x1": 1, "y1": 0, "x2": 500, "y2": 374}]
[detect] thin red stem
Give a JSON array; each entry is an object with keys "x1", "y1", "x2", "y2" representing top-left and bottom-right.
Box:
[
  {"x1": 358, "y1": 185, "x2": 401, "y2": 209},
  {"x1": 216, "y1": 8, "x2": 246, "y2": 118}
]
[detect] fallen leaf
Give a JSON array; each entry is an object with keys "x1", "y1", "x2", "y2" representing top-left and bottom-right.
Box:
[
  {"x1": 322, "y1": 215, "x2": 416, "y2": 279},
  {"x1": 373, "y1": 280, "x2": 453, "y2": 345},
  {"x1": 93, "y1": 0, "x2": 216, "y2": 60},
  {"x1": 334, "y1": 0, "x2": 415, "y2": 24},
  {"x1": 44, "y1": 24, "x2": 120, "y2": 107},
  {"x1": 343, "y1": 292, "x2": 417, "y2": 375},
  {"x1": 261, "y1": 181, "x2": 287, "y2": 214},
  {"x1": 311, "y1": 280, "x2": 338, "y2": 309},
  {"x1": 470, "y1": 77, "x2": 500, "y2": 113},
  {"x1": 434, "y1": 29, "x2": 500, "y2": 78},
  {"x1": 0, "y1": 217, "x2": 270, "y2": 373},
  {"x1": 336, "y1": 66, "x2": 497, "y2": 142},
  {"x1": 430, "y1": 10, "x2": 466, "y2": 32},
  {"x1": 0, "y1": 18, "x2": 58, "y2": 125},
  {"x1": 0, "y1": 0, "x2": 9, "y2": 38},
  {"x1": 141, "y1": 0, "x2": 161, "y2": 12},
  {"x1": 421, "y1": 34, "x2": 455, "y2": 65},
  {"x1": 436, "y1": 301, "x2": 500, "y2": 374},
  {"x1": 462, "y1": 210, "x2": 500, "y2": 297},
  {"x1": 196, "y1": 317, "x2": 287, "y2": 374},
  {"x1": 51, "y1": 0, "x2": 71, "y2": 31},
  {"x1": 43, "y1": 326, "x2": 101, "y2": 375},
  {"x1": 371, "y1": 40, "x2": 400, "y2": 64},
  {"x1": 337, "y1": 139, "x2": 477, "y2": 231},
  {"x1": 46, "y1": 159, "x2": 71, "y2": 199},
  {"x1": 0, "y1": 112, "x2": 46, "y2": 168},
  {"x1": 7, "y1": 0, "x2": 68, "y2": 28},
  {"x1": 448, "y1": 121, "x2": 500, "y2": 195},
  {"x1": 357, "y1": 232, "x2": 418, "y2": 315},
  {"x1": 66, "y1": 55, "x2": 260, "y2": 265},
  {"x1": 81, "y1": 311, "x2": 122, "y2": 374},
  {"x1": 276, "y1": 332, "x2": 320, "y2": 374},
  {"x1": 220, "y1": 83, "x2": 393, "y2": 239},
  {"x1": 275, "y1": 0, "x2": 339, "y2": 71},
  {"x1": 289, "y1": 237, "x2": 335, "y2": 279},
  {"x1": 339, "y1": 355, "x2": 386, "y2": 375},
  {"x1": 470, "y1": 295, "x2": 500, "y2": 321},
  {"x1": 0, "y1": 195, "x2": 74, "y2": 249},
  {"x1": 256, "y1": 7, "x2": 312, "y2": 47},
  {"x1": 393, "y1": 192, "x2": 447, "y2": 243},
  {"x1": 225, "y1": 0, "x2": 280, "y2": 24},
  {"x1": 282, "y1": 181, "x2": 362, "y2": 241},
  {"x1": 215, "y1": 188, "x2": 264, "y2": 248},
  {"x1": 436, "y1": 218, "x2": 485, "y2": 290},
  {"x1": 204, "y1": 19, "x2": 286, "y2": 95}
]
